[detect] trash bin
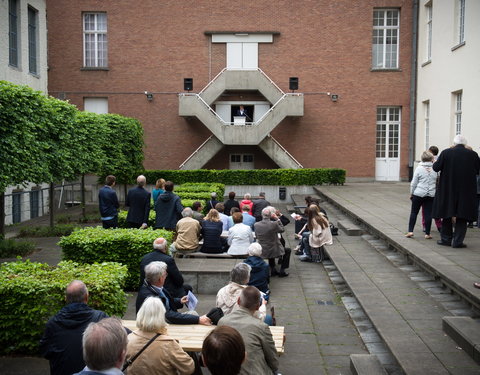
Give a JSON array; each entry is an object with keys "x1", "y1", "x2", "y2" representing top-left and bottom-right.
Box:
[{"x1": 279, "y1": 187, "x2": 286, "y2": 200}]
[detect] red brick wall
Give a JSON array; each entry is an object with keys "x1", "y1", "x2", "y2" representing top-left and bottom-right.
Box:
[{"x1": 46, "y1": 0, "x2": 413, "y2": 178}]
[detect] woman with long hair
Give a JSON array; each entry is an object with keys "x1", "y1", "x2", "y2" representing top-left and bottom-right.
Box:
[
  {"x1": 200, "y1": 209, "x2": 225, "y2": 253},
  {"x1": 299, "y1": 204, "x2": 333, "y2": 262}
]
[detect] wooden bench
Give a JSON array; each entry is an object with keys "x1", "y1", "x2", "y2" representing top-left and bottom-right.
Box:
[{"x1": 122, "y1": 320, "x2": 285, "y2": 354}]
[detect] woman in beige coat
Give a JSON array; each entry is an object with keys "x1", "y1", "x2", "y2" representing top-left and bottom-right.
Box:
[{"x1": 125, "y1": 297, "x2": 194, "y2": 375}]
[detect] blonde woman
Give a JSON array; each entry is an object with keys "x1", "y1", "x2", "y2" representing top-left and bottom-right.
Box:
[
  {"x1": 125, "y1": 297, "x2": 194, "y2": 375},
  {"x1": 152, "y1": 178, "x2": 166, "y2": 202},
  {"x1": 200, "y1": 209, "x2": 225, "y2": 253}
]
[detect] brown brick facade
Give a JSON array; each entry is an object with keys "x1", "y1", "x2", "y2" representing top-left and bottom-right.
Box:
[{"x1": 46, "y1": 0, "x2": 413, "y2": 178}]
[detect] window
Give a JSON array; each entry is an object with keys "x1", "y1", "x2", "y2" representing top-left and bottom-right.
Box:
[
  {"x1": 28, "y1": 6, "x2": 38, "y2": 74},
  {"x1": 8, "y1": 0, "x2": 19, "y2": 67},
  {"x1": 372, "y1": 9, "x2": 399, "y2": 69},
  {"x1": 84, "y1": 97, "x2": 109, "y2": 114},
  {"x1": 425, "y1": 3, "x2": 432, "y2": 61},
  {"x1": 424, "y1": 101, "x2": 430, "y2": 150},
  {"x1": 83, "y1": 13, "x2": 108, "y2": 67},
  {"x1": 458, "y1": 0, "x2": 465, "y2": 44},
  {"x1": 454, "y1": 92, "x2": 462, "y2": 135},
  {"x1": 30, "y1": 190, "x2": 39, "y2": 219},
  {"x1": 12, "y1": 192, "x2": 22, "y2": 224},
  {"x1": 376, "y1": 107, "x2": 400, "y2": 158}
]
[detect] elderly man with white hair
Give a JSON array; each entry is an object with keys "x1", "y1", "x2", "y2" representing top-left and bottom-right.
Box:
[
  {"x1": 125, "y1": 175, "x2": 151, "y2": 229},
  {"x1": 244, "y1": 243, "x2": 270, "y2": 294},
  {"x1": 136, "y1": 261, "x2": 211, "y2": 325},
  {"x1": 139, "y1": 238, "x2": 192, "y2": 298},
  {"x1": 169, "y1": 207, "x2": 201, "y2": 256},
  {"x1": 432, "y1": 135, "x2": 480, "y2": 248}
]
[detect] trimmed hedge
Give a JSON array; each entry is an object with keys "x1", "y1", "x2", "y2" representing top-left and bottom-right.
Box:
[
  {"x1": 141, "y1": 168, "x2": 345, "y2": 186},
  {"x1": 175, "y1": 183, "x2": 225, "y2": 198},
  {"x1": 17, "y1": 224, "x2": 79, "y2": 238},
  {"x1": 118, "y1": 210, "x2": 156, "y2": 228},
  {"x1": 59, "y1": 227, "x2": 174, "y2": 289},
  {"x1": 0, "y1": 260, "x2": 127, "y2": 354},
  {"x1": 0, "y1": 238, "x2": 35, "y2": 258}
]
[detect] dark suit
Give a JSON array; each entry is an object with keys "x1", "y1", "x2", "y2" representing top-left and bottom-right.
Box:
[
  {"x1": 139, "y1": 250, "x2": 189, "y2": 298},
  {"x1": 98, "y1": 185, "x2": 119, "y2": 229},
  {"x1": 135, "y1": 282, "x2": 199, "y2": 324},
  {"x1": 126, "y1": 186, "x2": 151, "y2": 228}
]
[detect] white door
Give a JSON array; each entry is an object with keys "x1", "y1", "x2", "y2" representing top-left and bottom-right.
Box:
[
  {"x1": 227, "y1": 43, "x2": 258, "y2": 69},
  {"x1": 375, "y1": 107, "x2": 400, "y2": 181},
  {"x1": 230, "y1": 154, "x2": 255, "y2": 169}
]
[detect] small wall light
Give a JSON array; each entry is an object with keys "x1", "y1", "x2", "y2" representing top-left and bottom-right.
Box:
[
  {"x1": 330, "y1": 94, "x2": 339, "y2": 102},
  {"x1": 145, "y1": 91, "x2": 153, "y2": 101}
]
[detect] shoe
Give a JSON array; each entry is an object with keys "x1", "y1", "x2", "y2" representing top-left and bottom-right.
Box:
[
  {"x1": 437, "y1": 240, "x2": 450, "y2": 246},
  {"x1": 278, "y1": 271, "x2": 289, "y2": 277},
  {"x1": 405, "y1": 232, "x2": 414, "y2": 238},
  {"x1": 468, "y1": 223, "x2": 474, "y2": 228},
  {"x1": 299, "y1": 255, "x2": 312, "y2": 262},
  {"x1": 270, "y1": 269, "x2": 279, "y2": 277},
  {"x1": 474, "y1": 282, "x2": 480, "y2": 289},
  {"x1": 270, "y1": 306, "x2": 277, "y2": 326},
  {"x1": 295, "y1": 250, "x2": 303, "y2": 255},
  {"x1": 452, "y1": 244, "x2": 467, "y2": 248},
  {"x1": 424, "y1": 234, "x2": 432, "y2": 239}
]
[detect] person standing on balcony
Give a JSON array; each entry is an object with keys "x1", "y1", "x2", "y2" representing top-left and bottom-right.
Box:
[{"x1": 236, "y1": 105, "x2": 251, "y2": 121}]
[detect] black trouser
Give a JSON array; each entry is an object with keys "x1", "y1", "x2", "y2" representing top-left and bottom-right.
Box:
[
  {"x1": 127, "y1": 221, "x2": 142, "y2": 229},
  {"x1": 269, "y1": 247, "x2": 291, "y2": 271},
  {"x1": 441, "y1": 217, "x2": 467, "y2": 247},
  {"x1": 102, "y1": 216, "x2": 118, "y2": 229},
  {"x1": 408, "y1": 195, "x2": 433, "y2": 235}
]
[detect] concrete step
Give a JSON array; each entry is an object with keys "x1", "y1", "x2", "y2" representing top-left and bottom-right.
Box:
[
  {"x1": 443, "y1": 316, "x2": 480, "y2": 364},
  {"x1": 325, "y1": 237, "x2": 479, "y2": 374},
  {"x1": 350, "y1": 354, "x2": 387, "y2": 375},
  {"x1": 337, "y1": 219, "x2": 363, "y2": 236}
]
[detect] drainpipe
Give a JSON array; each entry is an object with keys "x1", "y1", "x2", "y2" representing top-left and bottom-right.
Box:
[{"x1": 408, "y1": 0, "x2": 419, "y2": 181}]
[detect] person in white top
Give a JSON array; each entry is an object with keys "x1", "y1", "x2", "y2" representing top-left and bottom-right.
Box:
[
  {"x1": 406, "y1": 151, "x2": 438, "y2": 239},
  {"x1": 227, "y1": 212, "x2": 254, "y2": 256}
]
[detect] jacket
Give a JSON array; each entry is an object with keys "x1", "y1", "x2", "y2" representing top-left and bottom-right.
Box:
[
  {"x1": 240, "y1": 199, "x2": 253, "y2": 215},
  {"x1": 40, "y1": 303, "x2": 108, "y2": 375},
  {"x1": 410, "y1": 162, "x2": 437, "y2": 197},
  {"x1": 244, "y1": 256, "x2": 269, "y2": 293},
  {"x1": 242, "y1": 212, "x2": 256, "y2": 230},
  {"x1": 98, "y1": 185, "x2": 119, "y2": 218},
  {"x1": 224, "y1": 198, "x2": 240, "y2": 216},
  {"x1": 254, "y1": 218, "x2": 285, "y2": 259},
  {"x1": 125, "y1": 329, "x2": 194, "y2": 375},
  {"x1": 139, "y1": 250, "x2": 185, "y2": 298},
  {"x1": 216, "y1": 282, "x2": 266, "y2": 319},
  {"x1": 218, "y1": 307, "x2": 278, "y2": 375},
  {"x1": 135, "y1": 283, "x2": 199, "y2": 324},
  {"x1": 252, "y1": 198, "x2": 270, "y2": 221},
  {"x1": 308, "y1": 220, "x2": 333, "y2": 248},
  {"x1": 126, "y1": 186, "x2": 151, "y2": 225},
  {"x1": 200, "y1": 220, "x2": 224, "y2": 253},
  {"x1": 154, "y1": 191, "x2": 183, "y2": 230},
  {"x1": 227, "y1": 223, "x2": 254, "y2": 255},
  {"x1": 174, "y1": 217, "x2": 201, "y2": 251}
]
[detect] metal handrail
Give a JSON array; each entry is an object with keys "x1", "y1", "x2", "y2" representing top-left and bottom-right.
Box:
[
  {"x1": 267, "y1": 134, "x2": 304, "y2": 168},
  {"x1": 179, "y1": 135, "x2": 214, "y2": 169}
]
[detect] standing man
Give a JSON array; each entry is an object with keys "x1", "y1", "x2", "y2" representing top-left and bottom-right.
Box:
[
  {"x1": 433, "y1": 135, "x2": 480, "y2": 248},
  {"x1": 98, "y1": 175, "x2": 119, "y2": 229},
  {"x1": 125, "y1": 175, "x2": 151, "y2": 229},
  {"x1": 218, "y1": 286, "x2": 279, "y2": 375},
  {"x1": 252, "y1": 192, "x2": 270, "y2": 222},
  {"x1": 154, "y1": 181, "x2": 183, "y2": 230},
  {"x1": 40, "y1": 280, "x2": 108, "y2": 375}
]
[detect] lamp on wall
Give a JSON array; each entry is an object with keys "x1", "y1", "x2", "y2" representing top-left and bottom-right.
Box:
[
  {"x1": 145, "y1": 91, "x2": 154, "y2": 101},
  {"x1": 330, "y1": 94, "x2": 339, "y2": 102}
]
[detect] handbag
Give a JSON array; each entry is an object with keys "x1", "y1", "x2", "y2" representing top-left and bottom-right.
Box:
[
  {"x1": 121, "y1": 333, "x2": 161, "y2": 372},
  {"x1": 206, "y1": 307, "x2": 224, "y2": 325}
]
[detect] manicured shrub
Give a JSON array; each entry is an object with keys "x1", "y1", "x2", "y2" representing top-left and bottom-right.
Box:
[
  {"x1": 17, "y1": 224, "x2": 79, "y2": 238},
  {"x1": 175, "y1": 183, "x2": 225, "y2": 198},
  {"x1": 0, "y1": 260, "x2": 127, "y2": 354},
  {"x1": 0, "y1": 238, "x2": 36, "y2": 257},
  {"x1": 59, "y1": 227, "x2": 174, "y2": 289},
  {"x1": 118, "y1": 210, "x2": 156, "y2": 228}
]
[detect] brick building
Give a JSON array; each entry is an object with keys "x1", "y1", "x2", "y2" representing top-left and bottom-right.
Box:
[{"x1": 46, "y1": 0, "x2": 414, "y2": 180}]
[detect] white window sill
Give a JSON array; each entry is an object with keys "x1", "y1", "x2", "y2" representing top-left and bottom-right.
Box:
[
  {"x1": 370, "y1": 68, "x2": 402, "y2": 72},
  {"x1": 421, "y1": 60, "x2": 431, "y2": 67},
  {"x1": 451, "y1": 41, "x2": 465, "y2": 51}
]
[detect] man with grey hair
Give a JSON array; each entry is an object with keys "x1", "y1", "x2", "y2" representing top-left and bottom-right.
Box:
[
  {"x1": 136, "y1": 261, "x2": 211, "y2": 325},
  {"x1": 169, "y1": 207, "x2": 201, "y2": 256},
  {"x1": 255, "y1": 206, "x2": 289, "y2": 277},
  {"x1": 125, "y1": 175, "x2": 151, "y2": 229},
  {"x1": 73, "y1": 317, "x2": 127, "y2": 374},
  {"x1": 40, "y1": 280, "x2": 108, "y2": 375},
  {"x1": 433, "y1": 135, "x2": 480, "y2": 248},
  {"x1": 139, "y1": 237, "x2": 192, "y2": 298},
  {"x1": 206, "y1": 192, "x2": 219, "y2": 212},
  {"x1": 252, "y1": 192, "x2": 271, "y2": 222}
]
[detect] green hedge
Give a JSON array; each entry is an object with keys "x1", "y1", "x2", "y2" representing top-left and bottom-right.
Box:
[
  {"x1": 0, "y1": 260, "x2": 127, "y2": 355},
  {"x1": 59, "y1": 227, "x2": 174, "y2": 289},
  {"x1": 17, "y1": 224, "x2": 79, "y2": 238},
  {"x1": 175, "y1": 183, "x2": 225, "y2": 198},
  {"x1": 141, "y1": 168, "x2": 345, "y2": 186},
  {"x1": 118, "y1": 210, "x2": 156, "y2": 228}
]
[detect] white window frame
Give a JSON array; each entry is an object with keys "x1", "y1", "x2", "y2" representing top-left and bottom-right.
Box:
[
  {"x1": 458, "y1": 0, "x2": 465, "y2": 44},
  {"x1": 425, "y1": 3, "x2": 432, "y2": 62},
  {"x1": 376, "y1": 107, "x2": 401, "y2": 158},
  {"x1": 454, "y1": 92, "x2": 462, "y2": 135},
  {"x1": 372, "y1": 9, "x2": 400, "y2": 69},
  {"x1": 83, "y1": 13, "x2": 108, "y2": 68},
  {"x1": 424, "y1": 101, "x2": 430, "y2": 150},
  {"x1": 28, "y1": 6, "x2": 38, "y2": 75}
]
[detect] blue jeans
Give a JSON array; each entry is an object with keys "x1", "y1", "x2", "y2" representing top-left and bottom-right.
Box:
[{"x1": 301, "y1": 232, "x2": 311, "y2": 257}]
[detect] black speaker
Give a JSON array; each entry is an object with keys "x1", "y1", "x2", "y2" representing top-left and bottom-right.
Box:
[
  {"x1": 289, "y1": 77, "x2": 298, "y2": 91},
  {"x1": 184, "y1": 78, "x2": 193, "y2": 91}
]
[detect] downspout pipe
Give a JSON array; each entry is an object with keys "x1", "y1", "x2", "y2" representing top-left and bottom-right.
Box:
[{"x1": 408, "y1": 0, "x2": 419, "y2": 181}]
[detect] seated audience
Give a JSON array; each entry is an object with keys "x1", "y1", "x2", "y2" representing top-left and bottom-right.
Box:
[
  {"x1": 244, "y1": 243, "x2": 270, "y2": 294},
  {"x1": 227, "y1": 212, "x2": 254, "y2": 256},
  {"x1": 192, "y1": 201, "x2": 205, "y2": 222},
  {"x1": 126, "y1": 297, "x2": 194, "y2": 375},
  {"x1": 73, "y1": 318, "x2": 127, "y2": 375},
  {"x1": 240, "y1": 193, "x2": 253, "y2": 215},
  {"x1": 200, "y1": 209, "x2": 225, "y2": 254},
  {"x1": 201, "y1": 326, "x2": 245, "y2": 375},
  {"x1": 170, "y1": 207, "x2": 201, "y2": 256},
  {"x1": 215, "y1": 203, "x2": 229, "y2": 231},
  {"x1": 241, "y1": 204, "x2": 256, "y2": 230},
  {"x1": 139, "y1": 237, "x2": 192, "y2": 298},
  {"x1": 227, "y1": 207, "x2": 241, "y2": 229},
  {"x1": 224, "y1": 191, "x2": 240, "y2": 216},
  {"x1": 218, "y1": 286, "x2": 279, "y2": 375},
  {"x1": 40, "y1": 280, "x2": 108, "y2": 375},
  {"x1": 136, "y1": 261, "x2": 211, "y2": 325}
]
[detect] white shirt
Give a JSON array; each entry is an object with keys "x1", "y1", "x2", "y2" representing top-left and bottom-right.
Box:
[
  {"x1": 219, "y1": 213, "x2": 229, "y2": 231},
  {"x1": 227, "y1": 223, "x2": 254, "y2": 255}
]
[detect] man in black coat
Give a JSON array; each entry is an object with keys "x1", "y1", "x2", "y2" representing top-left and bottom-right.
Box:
[
  {"x1": 125, "y1": 175, "x2": 151, "y2": 228},
  {"x1": 136, "y1": 261, "x2": 212, "y2": 325},
  {"x1": 98, "y1": 175, "x2": 119, "y2": 229},
  {"x1": 432, "y1": 135, "x2": 480, "y2": 248},
  {"x1": 40, "y1": 280, "x2": 108, "y2": 375},
  {"x1": 252, "y1": 192, "x2": 271, "y2": 222},
  {"x1": 139, "y1": 237, "x2": 192, "y2": 298},
  {"x1": 154, "y1": 181, "x2": 183, "y2": 230}
]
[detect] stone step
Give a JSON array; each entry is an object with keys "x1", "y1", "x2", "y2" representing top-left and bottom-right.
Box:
[
  {"x1": 325, "y1": 237, "x2": 479, "y2": 374},
  {"x1": 337, "y1": 219, "x2": 363, "y2": 236},
  {"x1": 350, "y1": 354, "x2": 387, "y2": 375},
  {"x1": 443, "y1": 316, "x2": 480, "y2": 364}
]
